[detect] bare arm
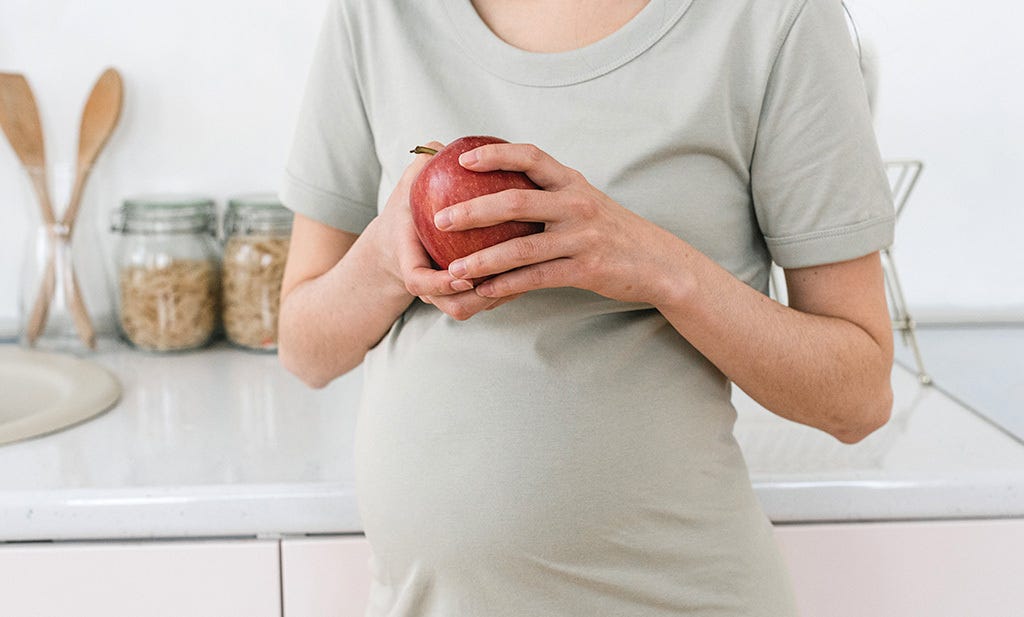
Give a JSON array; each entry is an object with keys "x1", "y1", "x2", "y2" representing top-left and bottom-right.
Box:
[
  {"x1": 425, "y1": 142, "x2": 894, "y2": 443},
  {"x1": 278, "y1": 146, "x2": 486, "y2": 388},
  {"x1": 278, "y1": 215, "x2": 411, "y2": 387},
  {"x1": 654, "y1": 250, "x2": 894, "y2": 444}
]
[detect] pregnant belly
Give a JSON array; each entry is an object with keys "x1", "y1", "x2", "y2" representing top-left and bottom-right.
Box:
[
  {"x1": 348, "y1": 301, "x2": 787, "y2": 613},
  {"x1": 352, "y1": 373, "x2": 746, "y2": 576}
]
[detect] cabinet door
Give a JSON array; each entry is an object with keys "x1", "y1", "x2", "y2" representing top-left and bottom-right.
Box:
[
  {"x1": 0, "y1": 539, "x2": 280, "y2": 617},
  {"x1": 775, "y1": 519, "x2": 1024, "y2": 617},
  {"x1": 281, "y1": 535, "x2": 372, "y2": 617}
]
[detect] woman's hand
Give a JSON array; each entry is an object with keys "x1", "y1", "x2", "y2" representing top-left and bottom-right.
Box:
[
  {"x1": 372, "y1": 142, "x2": 447, "y2": 292},
  {"x1": 386, "y1": 142, "x2": 515, "y2": 320},
  {"x1": 432, "y1": 142, "x2": 689, "y2": 313}
]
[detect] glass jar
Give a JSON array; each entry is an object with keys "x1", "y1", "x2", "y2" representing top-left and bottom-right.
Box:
[
  {"x1": 221, "y1": 194, "x2": 292, "y2": 351},
  {"x1": 109, "y1": 195, "x2": 221, "y2": 352},
  {"x1": 15, "y1": 163, "x2": 114, "y2": 353}
]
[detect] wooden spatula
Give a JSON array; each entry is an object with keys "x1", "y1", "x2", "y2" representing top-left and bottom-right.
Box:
[
  {"x1": 58, "y1": 68, "x2": 125, "y2": 349},
  {"x1": 0, "y1": 73, "x2": 60, "y2": 344}
]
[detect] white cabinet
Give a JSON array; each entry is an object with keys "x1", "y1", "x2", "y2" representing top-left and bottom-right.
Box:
[
  {"x1": 775, "y1": 519, "x2": 1024, "y2": 617},
  {"x1": 0, "y1": 539, "x2": 280, "y2": 617},
  {"x1": 281, "y1": 535, "x2": 373, "y2": 617},
  {"x1": 280, "y1": 522, "x2": 1024, "y2": 617},
  {"x1": 3, "y1": 521, "x2": 1020, "y2": 617}
]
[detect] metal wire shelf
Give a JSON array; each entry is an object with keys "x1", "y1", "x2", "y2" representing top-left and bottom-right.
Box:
[
  {"x1": 883, "y1": 159, "x2": 931, "y2": 385},
  {"x1": 767, "y1": 159, "x2": 931, "y2": 385}
]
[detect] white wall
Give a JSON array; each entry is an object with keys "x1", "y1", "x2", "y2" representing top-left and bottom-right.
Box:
[
  {"x1": 1, "y1": 0, "x2": 1022, "y2": 336},
  {"x1": 0, "y1": 0, "x2": 328, "y2": 337},
  {"x1": 848, "y1": 0, "x2": 1024, "y2": 321}
]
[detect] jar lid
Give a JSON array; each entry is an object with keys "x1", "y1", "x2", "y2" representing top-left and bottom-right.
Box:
[
  {"x1": 225, "y1": 193, "x2": 293, "y2": 234},
  {"x1": 112, "y1": 195, "x2": 217, "y2": 234}
]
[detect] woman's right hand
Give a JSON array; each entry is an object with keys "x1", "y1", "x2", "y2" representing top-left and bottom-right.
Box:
[
  {"x1": 380, "y1": 142, "x2": 511, "y2": 320},
  {"x1": 278, "y1": 142, "x2": 511, "y2": 387}
]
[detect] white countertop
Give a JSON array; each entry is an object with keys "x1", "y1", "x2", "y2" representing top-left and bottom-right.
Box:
[
  {"x1": 892, "y1": 324, "x2": 1024, "y2": 441},
  {"x1": 1, "y1": 341, "x2": 1023, "y2": 542}
]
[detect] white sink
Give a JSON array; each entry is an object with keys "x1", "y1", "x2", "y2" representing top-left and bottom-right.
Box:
[{"x1": 0, "y1": 347, "x2": 120, "y2": 446}]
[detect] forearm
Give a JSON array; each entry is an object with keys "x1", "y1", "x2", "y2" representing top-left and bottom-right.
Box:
[
  {"x1": 656, "y1": 243, "x2": 894, "y2": 443},
  {"x1": 278, "y1": 219, "x2": 414, "y2": 388},
  {"x1": 419, "y1": 141, "x2": 893, "y2": 441}
]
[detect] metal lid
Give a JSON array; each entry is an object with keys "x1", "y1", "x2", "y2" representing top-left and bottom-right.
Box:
[
  {"x1": 111, "y1": 195, "x2": 217, "y2": 235},
  {"x1": 224, "y1": 193, "x2": 292, "y2": 235}
]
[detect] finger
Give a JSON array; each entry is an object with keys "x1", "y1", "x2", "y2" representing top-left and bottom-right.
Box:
[
  {"x1": 458, "y1": 142, "x2": 579, "y2": 190},
  {"x1": 427, "y1": 290, "x2": 499, "y2": 321},
  {"x1": 388, "y1": 140, "x2": 446, "y2": 221},
  {"x1": 394, "y1": 141, "x2": 449, "y2": 287},
  {"x1": 448, "y1": 229, "x2": 577, "y2": 281},
  {"x1": 395, "y1": 226, "x2": 436, "y2": 288},
  {"x1": 484, "y1": 293, "x2": 523, "y2": 310},
  {"x1": 405, "y1": 265, "x2": 474, "y2": 297},
  {"x1": 434, "y1": 188, "x2": 571, "y2": 231},
  {"x1": 474, "y1": 259, "x2": 576, "y2": 298},
  {"x1": 401, "y1": 140, "x2": 445, "y2": 184}
]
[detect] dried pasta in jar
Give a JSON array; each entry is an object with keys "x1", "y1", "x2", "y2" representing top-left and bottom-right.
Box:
[
  {"x1": 118, "y1": 259, "x2": 219, "y2": 351},
  {"x1": 221, "y1": 195, "x2": 293, "y2": 351},
  {"x1": 222, "y1": 235, "x2": 289, "y2": 350},
  {"x1": 110, "y1": 195, "x2": 221, "y2": 352}
]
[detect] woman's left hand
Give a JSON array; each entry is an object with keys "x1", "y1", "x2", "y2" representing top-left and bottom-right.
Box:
[{"x1": 435, "y1": 142, "x2": 687, "y2": 315}]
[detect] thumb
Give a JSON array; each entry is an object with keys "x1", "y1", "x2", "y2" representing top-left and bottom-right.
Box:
[{"x1": 399, "y1": 140, "x2": 445, "y2": 186}]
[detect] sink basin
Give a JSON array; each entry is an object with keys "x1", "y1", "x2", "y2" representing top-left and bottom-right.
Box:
[{"x1": 0, "y1": 347, "x2": 120, "y2": 446}]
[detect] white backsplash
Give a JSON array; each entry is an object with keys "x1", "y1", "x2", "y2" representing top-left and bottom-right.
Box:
[
  {"x1": 0, "y1": 0, "x2": 328, "y2": 339},
  {"x1": 2, "y1": 0, "x2": 1023, "y2": 336}
]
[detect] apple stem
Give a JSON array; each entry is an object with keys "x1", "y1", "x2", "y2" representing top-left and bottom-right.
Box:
[{"x1": 410, "y1": 146, "x2": 439, "y2": 156}]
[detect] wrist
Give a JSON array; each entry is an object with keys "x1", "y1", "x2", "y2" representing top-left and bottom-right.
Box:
[
  {"x1": 354, "y1": 217, "x2": 416, "y2": 301},
  {"x1": 647, "y1": 233, "x2": 702, "y2": 316}
]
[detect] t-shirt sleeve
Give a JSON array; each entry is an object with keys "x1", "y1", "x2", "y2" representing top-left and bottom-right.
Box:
[
  {"x1": 279, "y1": 0, "x2": 380, "y2": 234},
  {"x1": 751, "y1": 0, "x2": 895, "y2": 269}
]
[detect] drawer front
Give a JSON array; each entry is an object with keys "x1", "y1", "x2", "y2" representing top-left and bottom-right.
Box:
[{"x1": 0, "y1": 539, "x2": 280, "y2": 617}]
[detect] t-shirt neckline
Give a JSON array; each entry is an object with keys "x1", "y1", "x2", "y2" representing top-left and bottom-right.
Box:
[{"x1": 441, "y1": 0, "x2": 695, "y2": 87}]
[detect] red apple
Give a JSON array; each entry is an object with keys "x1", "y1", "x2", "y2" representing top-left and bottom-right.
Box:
[{"x1": 409, "y1": 135, "x2": 544, "y2": 272}]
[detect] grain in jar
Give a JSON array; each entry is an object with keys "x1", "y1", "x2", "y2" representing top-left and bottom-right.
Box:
[
  {"x1": 221, "y1": 194, "x2": 292, "y2": 351},
  {"x1": 110, "y1": 196, "x2": 220, "y2": 352}
]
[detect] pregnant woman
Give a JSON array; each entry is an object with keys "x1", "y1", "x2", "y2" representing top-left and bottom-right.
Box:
[{"x1": 277, "y1": 1, "x2": 895, "y2": 614}]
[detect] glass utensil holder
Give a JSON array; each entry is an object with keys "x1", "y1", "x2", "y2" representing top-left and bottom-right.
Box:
[{"x1": 18, "y1": 165, "x2": 100, "y2": 354}]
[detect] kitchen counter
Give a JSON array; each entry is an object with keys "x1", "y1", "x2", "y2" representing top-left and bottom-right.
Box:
[
  {"x1": 0, "y1": 342, "x2": 364, "y2": 542},
  {"x1": 2, "y1": 338, "x2": 1023, "y2": 542},
  {"x1": 892, "y1": 323, "x2": 1024, "y2": 441}
]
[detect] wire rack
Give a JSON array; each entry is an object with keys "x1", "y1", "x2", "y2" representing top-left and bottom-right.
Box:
[
  {"x1": 768, "y1": 160, "x2": 931, "y2": 385},
  {"x1": 883, "y1": 160, "x2": 931, "y2": 385}
]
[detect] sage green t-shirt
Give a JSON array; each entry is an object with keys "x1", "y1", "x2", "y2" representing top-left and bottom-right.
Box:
[{"x1": 281, "y1": 0, "x2": 894, "y2": 615}]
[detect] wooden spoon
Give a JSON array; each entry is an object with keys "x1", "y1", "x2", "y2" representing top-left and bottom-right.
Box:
[
  {"x1": 0, "y1": 73, "x2": 59, "y2": 344},
  {"x1": 62, "y1": 68, "x2": 123, "y2": 233},
  {"x1": 59, "y1": 68, "x2": 125, "y2": 349},
  {"x1": 0, "y1": 73, "x2": 57, "y2": 225}
]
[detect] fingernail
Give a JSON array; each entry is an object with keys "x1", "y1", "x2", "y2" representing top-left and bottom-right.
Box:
[
  {"x1": 434, "y1": 209, "x2": 452, "y2": 230},
  {"x1": 449, "y1": 260, "x2": 467, "y2": 278},
  {"x1": 451, "y1": 278, "x2": 473, "y2": 292},
  {"x1": 459, "y1": 150, "x2": 478, "y2": 167}
]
